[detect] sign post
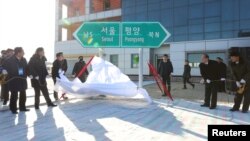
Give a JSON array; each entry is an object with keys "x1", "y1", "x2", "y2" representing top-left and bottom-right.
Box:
[{"x1": 73, "y1": 22, "x2": 171, "y2": 88}]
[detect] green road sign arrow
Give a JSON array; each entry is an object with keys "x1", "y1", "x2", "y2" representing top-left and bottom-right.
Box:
[
  {"x1": 73, "y1": 22, "x2": 120, "y2": 48},
  {"x1": 121, "y1": 22, "x2": 171, "y2": 48}
]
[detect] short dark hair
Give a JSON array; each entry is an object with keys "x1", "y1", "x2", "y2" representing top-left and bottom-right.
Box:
[
  {"x1": 163, "y1": 54, "x2": 168, "y2": 57},
  {"x1": 35, "y1": 47, "x2": 44, "y2": 55},
  {"x1": 56, "y1": 52, "x2": 63, "y2": 57},
  {"x1": 203, "y1": 53, "x2": 209, "y2": 59},
  {"x1": 230, "y1": 51, "x2": 240, "y2": 57},
  {"x1": 6, "y1": 48, "x2": 14, "y2": 53},
  {"x1": 14, "y1": 47, "x2": 23, "y2": 55},
  {"x1": 78, "y1": 56, "x2": 83, "y2": 60},
  {"x1": 1, "y1": 50, "x2": 6, "y2": 54},
  {"x1": 217, "y1": 57, "x2": 223, "y2": 61},
  {"x1": 185, "y1": 59, "x2": 189, "y2": 63}
]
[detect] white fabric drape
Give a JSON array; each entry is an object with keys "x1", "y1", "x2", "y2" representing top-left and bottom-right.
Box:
[{"x1": 54, "y1": 56, "x2": 152, "y2": 103}]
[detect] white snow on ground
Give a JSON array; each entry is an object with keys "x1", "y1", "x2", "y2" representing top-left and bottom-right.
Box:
[{"x1": 0, "y1": 98, "x2": 249, "y2": 141}]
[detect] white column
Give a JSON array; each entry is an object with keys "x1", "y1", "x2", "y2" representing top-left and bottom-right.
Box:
[
  {"x1": 138, "y1": 48, "x2": 143, "y2": 88},
  {"x1": 85, "y1": 0, "x2": 90, "y2": 15}
]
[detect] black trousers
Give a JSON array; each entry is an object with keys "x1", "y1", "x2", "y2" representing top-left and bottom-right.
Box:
[
  {"x1": 1, "y1": 84, "x2": 9, "y2": 101},
  {"x1": 204, "y1": 82, "x2": 218, "y2": 108},
  {"x1": 183, "y1": 77, "x2": 194, "y2": 88},
  {"x1": 218, "y1": 81, "x2": 226, "y2": 92},
  {"x1": 34, "y1": 84, "x2": 52, "y2": 107},
  {"x1": 9, "y1": 91, "x2": 26, "y2": 112},
  {"x1": 53, "y1": 78, "x2": 58, "y2": 99},
  {"x1": 162, "y1": 75, "x2": 171, "y2": 92},
  {"x1": 233, "y1": 87, "x2": 250, "y2": 112}
]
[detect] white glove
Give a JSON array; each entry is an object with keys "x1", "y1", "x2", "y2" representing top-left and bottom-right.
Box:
[
  {"x1": 206, "y1": 79, "x2": 211, "y2": 84},
  {"x1": 221, "y1": 78, "x2": 226, "y2": 81},
  {"x1": 29, "y1": 75, "x2": 33, "y2": 79},
  {"x1": 200, "y1": 79, "x2": 205, "y2": 84},
  {"x1": 46, "y1": 75, "x2": 50, "y2": 78},
  {"x1": 240, "y1": 79, "x2": 246, "y2": 84},
  {"x1": 2, "y1": 70, "x2": 8, "y2": 75},
  {"x1": 35, "y1": 76, "x2": 39, "y2": 80},
  {"x1": 58, "y1": 69, "x2": 63, "y2": 73},
  {"x1": 236, "y1": 81, "x2": 241, "y2": 88},
  {"x1": 72, "y1": 75, "x2": 76, "y2": 78}
]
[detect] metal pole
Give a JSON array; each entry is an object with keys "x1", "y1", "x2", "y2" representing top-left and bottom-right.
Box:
[
  {"x1": 99, "y1": 48, "x2": 104, "y2": 58},
  {"x1": 139, "y1": 48, "x2": 143, "y2": 88}
]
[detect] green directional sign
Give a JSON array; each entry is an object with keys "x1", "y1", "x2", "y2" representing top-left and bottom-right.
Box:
[
  {"x1": 73, "y1": 22, "x2": 120, "y2": 47},
  {"x1": 121, "y1": 22, "x2": 170, "y2": 48},
  {"x1": 73, "y1": 22, "x2": 171, "y2": 48}
]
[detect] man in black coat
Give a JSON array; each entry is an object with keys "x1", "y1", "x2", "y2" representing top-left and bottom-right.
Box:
[
  {"x1": 28, "y1": 47, "x2": 57, "y2": 109},
  {"x1": 183, "y1": 60, "x2": 195, "y2": 89},
  {"x1": 52, "y1": 52, "x2": 68, "y2": 100},
  {"x1": 3, "y1": 47, "x2": 29, "y2": 114},
  {"x1": 229, "y1": 52, "x2": 250, "y2": 113},
  {"x1": 72, "y1": 56, "x2": 89, "y2": 83},
  {"x1": 158, "y1": 54, "x2": 173, "y2": 96},
  {"x1": 216, "y1": 57, "x2": 227, "y2": 92},
  {"x1": 199, "y1": 54, "x2": 220, "y2": 109}
]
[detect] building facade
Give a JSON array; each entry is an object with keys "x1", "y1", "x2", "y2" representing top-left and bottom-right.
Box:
[{"x1": 55, "y1": 0, "x2": 250, "y2": 76}]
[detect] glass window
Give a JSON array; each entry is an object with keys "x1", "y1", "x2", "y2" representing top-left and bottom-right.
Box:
[
  {"x1": 131, "y1": 54, "x2": 139, "y2": 68},
  {"x1": 174, "y1": 26, "x2": 188, "y2": 35},
  {"x1": 221, "y1": 0, "x2": 239, "y2": 21},
  {"x1": 136, "y1": 0, "x2": 147, "y2": 5},
  {"x1": 161, "y1": 9, "x2": 174, "y2": 27},
  {"x1": 189, "y1": 33, "x2": 204, "y2": 41},
  {"x1": 148, "y1": 11, "x2": 161, "y2": 21},
  {"x1": 103, "y1": 0, "x2": 111, "y2": 10},
  {"x1": 187, "y1": 52, "x2": 226, "y2": 68},
  {"x1": 160, "y1": 0, "x2": 174, "y2": 9},
  {"x1": 148, "y1": 2, "x2": 160, "y2": 11},
  {"x1": 135, "y1": 4, "x2": 147, "y2": 13},
  {"x1": 189, "y1": 4, "x2": 203, "y2": 18},
  {"x1": 240, "y1": 20, "x2": 250, "y2": 30},
  {"x1": 204, "y1": 17, "x2": 220, "y2": 24},
  {"x1": 205, "y1": 1, "x2": 220, "y2": 17},
  {"x1": 189, "y1": 24, "x2": 203, "y2": 33},
  {"x1": 222, "y1": 31, "x2": 234, "y2": 39},
  {"x1": 240, "y1": 0, "x2": 250, "y2": 19},
  {"x1": 110, "y1": 55, "x2": 119, "y2": 67},
  {"x1": 174, "y1": 7, "x2": 188, "y2": 26},
  {"x1": 205, "y1": 32, "x2": 220, "y2": 39},
  {"x1": 189, "y1": 18, "x2": 203, "y2": 25},
  {"x1": 189, "y1": 0, "x2": 203, "y2": 4},
  {"x1": 174, "y1": 0, "x2": 188, "y2": 7},
  {"x1": 123, "y1": 6, "x2": 135, "y2": 15},
  {"x1": 174, "y1": 34, "x2": 187, "y2": 42},
  {"x1": 205, "y1": 23, "x2": 220, "y2": 32}
]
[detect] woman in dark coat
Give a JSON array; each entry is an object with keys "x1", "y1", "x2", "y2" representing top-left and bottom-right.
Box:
[{"x1": 28, "y1": 47, "x2": 56, "y2": 109}]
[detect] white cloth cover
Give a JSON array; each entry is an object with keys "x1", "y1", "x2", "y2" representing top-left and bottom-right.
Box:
[{"x1": 54, "y1": 56, "x2": 152, "y2": 103}]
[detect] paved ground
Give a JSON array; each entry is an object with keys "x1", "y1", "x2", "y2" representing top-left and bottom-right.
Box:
[{"x1": 0, "y1": 79, "x2": 249, "y2": 141}]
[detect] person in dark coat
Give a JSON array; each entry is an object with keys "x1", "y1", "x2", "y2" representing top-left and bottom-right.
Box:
[
  {"x1": 0, "y1": 49, "x2": 14, "y2": 105},
  {"x1": 229, "y1": 52, "x2": 250, "y2": 113},
  {"x1": 199, "y1": 54, "x2": 220, "y2": 109},
  {"x1": 183, "y1": 60, "x2": 195, "y2": 89},
  {"x1": 158, "y1": 54, "x2": 173, "y2": 96},
  {"x1": 52, "y1": 52, "x2": 68, "y2": 100},
  {"x1": 28, "y1": 47, "x2": 57, "y2": 109},
  {"x1": 3, "y1": 47, "x2": 29, "y2": 114},
  {"x1": 72, "y1": 56, "x2": 89, "y2": 83},
  {"x1": 216, "y1": 57, "x2": 227, "y2": 92}
]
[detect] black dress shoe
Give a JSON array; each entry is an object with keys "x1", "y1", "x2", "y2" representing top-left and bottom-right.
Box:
[
  {"x1": 242, "y1": 110, "x2": 248, "y2": 113},
  {"x1": 20, "y1": 109, "x2": 30, "y2": 112},
  {"x1": 200, "y1": 104, "x2": 209, "y2": 107},
  {"x1": 35, "y1": 106, "x2": 39, "y2": 110},
  {"x1": 192, "y1": 84, "x2": 195, "y2": 89},
  {"x1": 183, "y1": 87, "x2": 187, "y2": 89},
  {"x1": 48, "y1": 103, "x2": 57, "y2": 107},
  {"x1": 162, "y1": 94, "x2": 167, "y2": 97},
  {"x1": 3, "y1": 100, "x2": 7, "y2": 105},
  {"x1": 209, "y1": 107, "x2": 216, "y2": 110},
  {"x1": 12, "y1": 111, "x2": 18, "y2": 114},
  {"x1": 229, "y1": 108, "x2": 239, "y2": 112}
]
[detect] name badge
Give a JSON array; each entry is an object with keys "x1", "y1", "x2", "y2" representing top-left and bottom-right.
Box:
[{"x1": 18, "y1": 68, "x2": 24, "y2": 76}]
